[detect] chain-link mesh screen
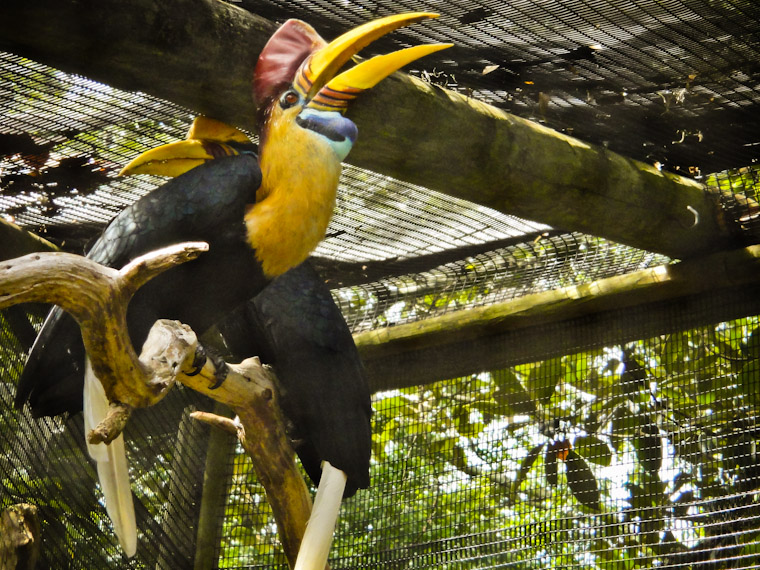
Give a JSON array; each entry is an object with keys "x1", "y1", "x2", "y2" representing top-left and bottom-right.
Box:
[
  {"x1": 241, "y1": 0, "x2": 760, "y2": 177},
  {"x1": 3, "y1": 0, "x2": 760, "y2": 568},
  {"x1": 331, "y1": 233, "x2": 669, "y2": 333}
]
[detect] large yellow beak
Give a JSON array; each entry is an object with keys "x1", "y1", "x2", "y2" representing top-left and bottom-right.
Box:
[
  {"x1": 121, "y1": 15, "x2": 451, "y2": 175},
  {"x1": 296, "y1": 12, "x2": 452, "y2": 112},
  {"x1": 118, "y1": 117, "x2": 252, "y2": 177}
]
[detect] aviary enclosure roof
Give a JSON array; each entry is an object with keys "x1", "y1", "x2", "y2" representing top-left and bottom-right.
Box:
[
  {"x1": 2, "y1": 1, "x2": 760, "y2": 569},
  {"x1": 1, "y1": 0, "x2": 758, "y2": 335}
]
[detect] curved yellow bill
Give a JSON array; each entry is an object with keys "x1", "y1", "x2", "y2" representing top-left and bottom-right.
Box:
[
  {"x1": 331, "y1": 43, "x2": 453, "y2": 91},
  {"x1": 186, "y1": 116, "x2": 251, "y2": 145},
  {"x1": 119, "y1": 117, "x2": 252, "y2": 178},
  {"x1": 298, "y1": 12, "x2": 442, "y2": 101},
  {"x1": 308, "y1": 43, "x2": 453, "y2": 112}
]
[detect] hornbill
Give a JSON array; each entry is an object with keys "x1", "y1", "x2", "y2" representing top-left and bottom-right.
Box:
[
  {"x1": 123, "y1": 115, "x2": 373, "y2": 498},
  {"x1": 14, "y1": 13, "x2": 450, "y2": 559}
]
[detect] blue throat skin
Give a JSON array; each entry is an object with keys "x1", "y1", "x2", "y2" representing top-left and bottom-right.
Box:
[{"x1": 296, "y1": 108, "x2": 358, "y2": 161}]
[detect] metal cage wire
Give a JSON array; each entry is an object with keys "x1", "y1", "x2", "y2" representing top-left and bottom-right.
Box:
[{"x1": 1, "y1": 0, "x2": 760, "y2": 568}]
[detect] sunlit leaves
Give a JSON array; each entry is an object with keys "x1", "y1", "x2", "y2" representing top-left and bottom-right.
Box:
[
  {"x1": 705, "y1": 165, "x2": 760, "y2": 198},
  {"x1": 453, "y1": 403, "x2": 484, "y2": 437},
  {"x1": 510, "y1": 443, "x2": 545, "y2": 501},
  {"x1": 620, "y1": 349, "x2": 647, "y2": 399},
  {"x1": 360, "y1": 315, "x2": 760, "y2": 568},
  {"x1": 737, "y1": 358, "x2": 760, "y2": 406},
  {"x1": 634, "y1": 426, "x2": 662, "y2": 474},
  {"x1": 492, "y1": 368, "x2": 536, "y2": 415},
  {"x1": 545, "y1": 445, "x2": 558, "y2": 487},
  {"x1": 527, "y1": 358, "x2": 563, "y2": 405},
  {"x1": 10, "y1": 312, "x2": 756, "y2": 566}
]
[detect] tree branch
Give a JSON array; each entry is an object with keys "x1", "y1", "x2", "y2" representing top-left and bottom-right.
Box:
[
  {"x1": 139, "y1": 321, "x2": 314, "y2": 568},
  {"x1": 0, "y1": 504, "x2": 40, "y2": 570},
  {"x1": 0, "y1": 243, "x2": 208, "y2": 408},
  {"x1": 0, "y1": 246, "x2": 313, "y2": 569}
]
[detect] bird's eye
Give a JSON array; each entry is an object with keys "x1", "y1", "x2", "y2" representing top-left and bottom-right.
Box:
[{"x1": 279, "y1": 90, "x2": 300, "y2": 109}]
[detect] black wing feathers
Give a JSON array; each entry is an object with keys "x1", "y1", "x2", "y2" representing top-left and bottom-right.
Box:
[
  {"x1": 219, "y1": 261, "x2": 372, "y2": 497},
  {"x1": 16, "y1": 155, "x2": 263, "y2": 416},
  {"x1": 15, "y1": 306, "x2": 84, "y2": 416},
  {"x1": 87, "y1": 154, "x2": 260, "y2": 268},
  {"x1": 16, "y1": 153, "x2": 372, "y2": 497}
]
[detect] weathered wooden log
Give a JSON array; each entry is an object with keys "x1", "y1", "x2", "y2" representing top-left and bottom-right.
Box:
[
  {"x1": 0, "y1": 503, "x2": 40, "y2": 570},
  {"x1": 356, "y1": 245, "x2": 760, "y2": 390}
]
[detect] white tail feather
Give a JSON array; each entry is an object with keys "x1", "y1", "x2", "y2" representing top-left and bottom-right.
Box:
[
  {"x1": 294, "y1": 461, "x2": 347, "y2": 570},
  {"x1": 84, "y1": 358, "x2": 137, "y2": 557}
]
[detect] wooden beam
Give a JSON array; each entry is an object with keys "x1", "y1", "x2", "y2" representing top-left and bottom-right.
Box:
[
  {"x1": 2, "y1": 214, "x2": 757, "y2": 396},
  {"x1": 0, "y1": 218, "x2": 58, "y2": 346},
  {"x1": 0, "y1": 0, "x2": 274, "y2": 129},
  {"x1": 356, "y1": 245, "x2": 760, "y2": 392},
  {"x1": 0, "y1": 219, "x2": 57, "y2": 260},
  {"x1": 0, "y1": 0, "x2": 744, "y2": 260},
  {"x1": 193, "y1": 404, "x2": 236, "y2": 570}
]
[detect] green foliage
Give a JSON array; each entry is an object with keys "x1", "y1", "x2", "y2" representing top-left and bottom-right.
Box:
[
  {"x1": 705, "y1": 165, "x2": 760, "y2": 199},
  {"x1": 317, "y1": 316, "x2": 760, "y2": 568},
  {"x1": 6, "y1": 294, "x2": 760, "y2": 568},
  {"x1": 1, "y1": 311, "x2": 141, "y2": 568},
  {"x1": 205, "y1": 314, "x2": 760, "y2": 568}
]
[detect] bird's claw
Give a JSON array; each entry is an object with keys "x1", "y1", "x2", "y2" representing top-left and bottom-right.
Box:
[
  {"x1": 186, "y1": 345, "x2": 228, "y2": 389},
  {"x1": 187, "y1": 346, "x2": 207, "y2": 377},
  {"x1": 207, "y1": 351, "x2": 229, "y2": 390}
]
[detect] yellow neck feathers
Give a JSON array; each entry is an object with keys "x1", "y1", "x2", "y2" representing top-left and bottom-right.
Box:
[{"x1": 245, "y1": 106, "x2": 342, "y2": 278}]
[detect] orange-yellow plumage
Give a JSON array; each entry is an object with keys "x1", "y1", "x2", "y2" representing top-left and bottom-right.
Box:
[{"x1": 245, "y1": 104, "x2": 342, "y2": 278}]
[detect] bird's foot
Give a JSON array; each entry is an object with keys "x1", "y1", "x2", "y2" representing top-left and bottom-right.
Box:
[
  {"x1": 186, "y1": 345, "x2": 228, "y2": 389},
  {"x1": 187, "y1": 345, "x2": 207, "y2": 376},
  {"x1": 208, "y1": 353, "x2": 229, "y2": 390}
]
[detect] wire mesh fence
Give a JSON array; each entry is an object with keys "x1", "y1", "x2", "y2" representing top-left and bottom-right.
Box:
[
  {"x1": 240, "y1": 0, "x2": 760, "y2": 176},
  {"x1": 2, "y1": 1, "x2": 760, "y2": 568},
  {"x1": 6, "y1": 294, "x2": 760, "y2": 568},
  {"x1": 212, "y1": 292, "x2": 760, "y2": 569}
]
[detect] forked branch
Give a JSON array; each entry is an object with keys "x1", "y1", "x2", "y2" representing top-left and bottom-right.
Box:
[
  {"x1": 0, "y1": 245, "x2": 313, "y2": 568},
  {"x1": 0, "y1": 243, "x2": 209, "y2": 408}
]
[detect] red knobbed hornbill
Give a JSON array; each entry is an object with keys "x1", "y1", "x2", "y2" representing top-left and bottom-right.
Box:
[
  {"x1": 124, "y1": 116, "x2": 374, "y2": 566},
  {"x1": 14, "y1": 13, "x2": 450, "y2": 558}
]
